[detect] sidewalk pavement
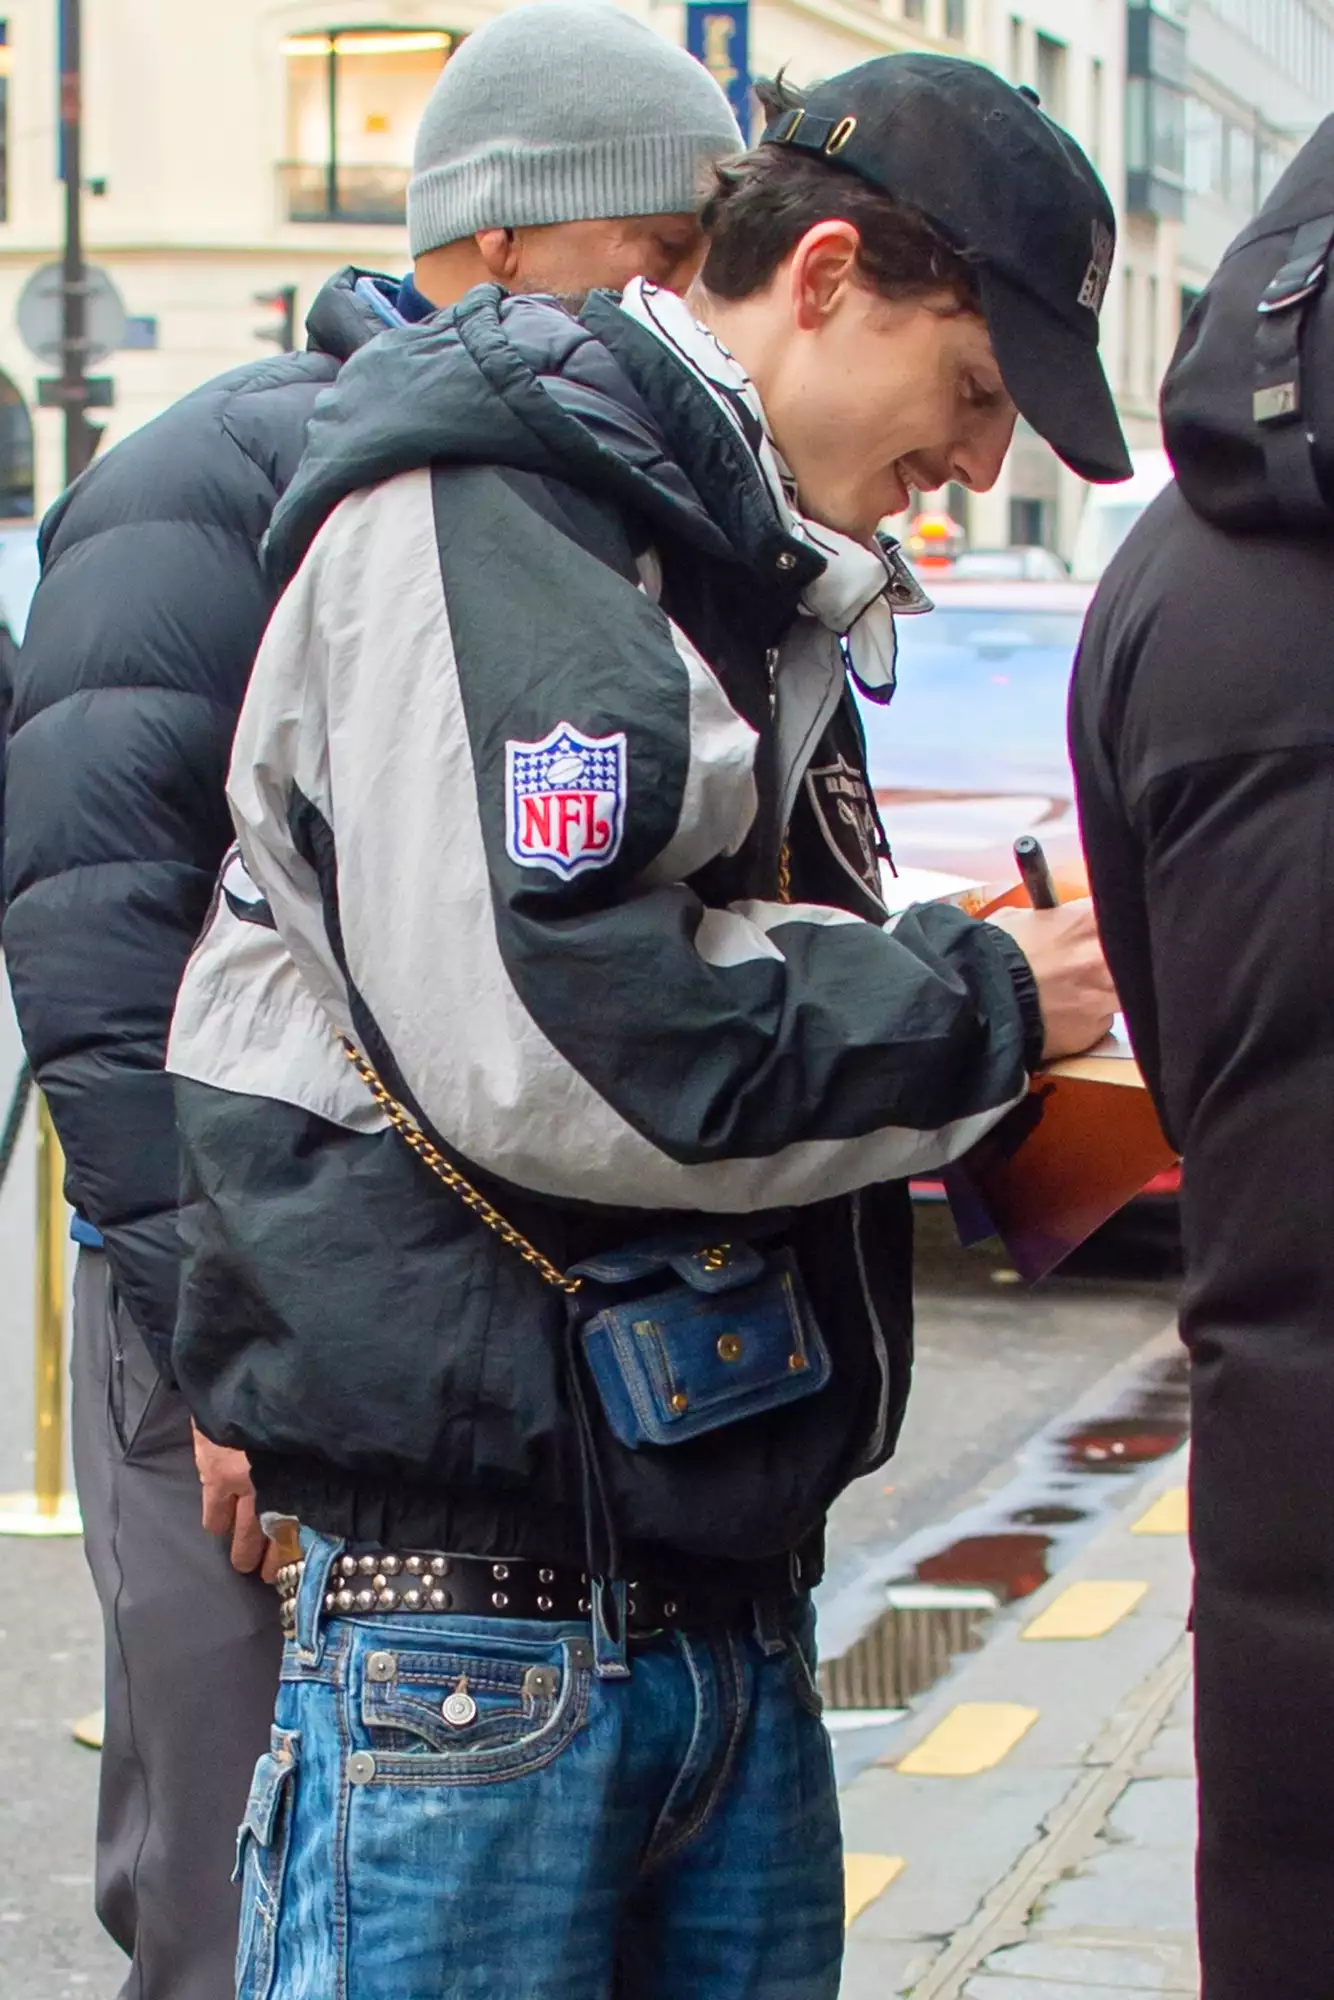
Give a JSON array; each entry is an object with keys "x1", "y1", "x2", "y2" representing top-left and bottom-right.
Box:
[{"x1": 838, "y1": 1447, "x2": 1196, "y2": 1997}]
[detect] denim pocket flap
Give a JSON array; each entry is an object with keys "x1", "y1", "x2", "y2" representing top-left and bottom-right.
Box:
[
  {"x1": 233, "y1": 1729, "x2": 299, "y2": 1883},
  {"x1": 581, "y1": 1247, "x2": 831, "y2": 1449},
  {"x1": 570, "y1": 1240, "x2": 764, "y2": 1293}
]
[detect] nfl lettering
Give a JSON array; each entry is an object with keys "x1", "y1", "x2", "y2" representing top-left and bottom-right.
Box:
[{"x1": 505, "y1": 723, "x2": 628, "y2": 880}]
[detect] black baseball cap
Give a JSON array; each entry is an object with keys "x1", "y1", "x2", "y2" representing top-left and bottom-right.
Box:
[{"x1": 762, "y1": 54, "x2": 1132, "y2": 485}]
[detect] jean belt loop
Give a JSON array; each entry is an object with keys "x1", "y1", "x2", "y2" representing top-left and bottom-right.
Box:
[
  {"x1": 295, "y1": 1530, "x2": 344, "y2": 1666},
  {"x1": 590, "y1": 1577, "x2": 631, "y2": 1681},
  {"x1": 752, "y1": 1596, "x2": 789, "y2": 1658}
]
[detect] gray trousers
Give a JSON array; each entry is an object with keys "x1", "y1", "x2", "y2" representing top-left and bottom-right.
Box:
[{"x1": 71, "y1": 1248, "x2": 283, "y2": 2000}]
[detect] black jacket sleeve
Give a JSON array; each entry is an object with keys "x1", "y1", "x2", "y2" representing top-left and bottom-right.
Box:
[{"x1": 1, "y1": 365, "x2": 332, "y2": 1372}]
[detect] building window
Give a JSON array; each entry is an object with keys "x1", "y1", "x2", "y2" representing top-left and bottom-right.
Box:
[
  {"x1": 1035, "y1": 34, "x2": 1067, "y2": 123},
  {"x1": 281, "y1": 27, "x2": 457, "y2": 226},
  {"x1": 1090, "y1": 57, "x2": 1105, "y2": 166},
  {"x1": 1009, "y1": 497, "x2": 1050, "y2": 549},
  {"x1": 1185, "y1": 96, "x2": 1224, "y2": 198},
  {"x1": 1122, "y1": 266, "x2": 1137, "y2": 397},
  {"x1": 945, "y1": 0, "x2": 967, "y2": 38},
  {"x1": 1009, "y1": 16, "x2": 1026, "y2": 84},
  {"x1": 0, "y1": 372, "x2": 34, "y2": 517}
]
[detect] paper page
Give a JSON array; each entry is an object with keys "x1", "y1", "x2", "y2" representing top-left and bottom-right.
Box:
[{"x1": 1086, "y1": 1013, "x2": 1136, "y2": 1060}]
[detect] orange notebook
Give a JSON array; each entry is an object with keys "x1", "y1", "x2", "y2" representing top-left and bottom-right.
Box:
[{"x1": 944, "y1": 1026, "x2": 1178, "y2": 1281}]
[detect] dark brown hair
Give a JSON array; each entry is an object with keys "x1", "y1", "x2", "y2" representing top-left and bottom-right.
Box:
[{"x1": 700, "y1": 75, "x2": 980, "y2": 309}]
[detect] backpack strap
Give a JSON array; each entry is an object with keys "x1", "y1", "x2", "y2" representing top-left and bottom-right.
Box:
[{"x1": 1254, "y1": 213, "x2": 1334, "y2": 531}]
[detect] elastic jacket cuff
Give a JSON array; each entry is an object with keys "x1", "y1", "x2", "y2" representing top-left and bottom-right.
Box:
[{"x1": 983, "y1": 921, "x2": 1046, "y2": 1074}]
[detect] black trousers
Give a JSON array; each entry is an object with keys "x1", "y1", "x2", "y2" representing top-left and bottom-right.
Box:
[{"x1": 71, "y1": 1248, "x2": 283, "y2": 2000}]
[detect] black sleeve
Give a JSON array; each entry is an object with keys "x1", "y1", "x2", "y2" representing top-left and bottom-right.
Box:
[
  {"x1": 1, "y1": 404, "x2": 285, "y2": 1374},
  {"x1": 1068, "y1": 619, "x2": 1168, "y2": 1131}
]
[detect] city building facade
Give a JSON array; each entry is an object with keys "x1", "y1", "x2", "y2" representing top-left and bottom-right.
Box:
[
  {"x1": 0, "y1": 0, "x2": 1180, "y2": 555},
  {"x1": 1180, "y1": 0, "x2": 1334, "y2": 311}
]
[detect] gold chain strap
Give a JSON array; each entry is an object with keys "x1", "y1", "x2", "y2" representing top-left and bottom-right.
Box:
[
  {"x1": 778, "y1": 838, "x2": 793, "y2": 904},
  {"x1": 341, "y1": 1040, "x2": 582, "y2": 1296}
]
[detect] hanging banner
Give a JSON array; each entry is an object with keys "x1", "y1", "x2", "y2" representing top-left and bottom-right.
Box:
[{"x1": 686, "y1": 2, "x2": 752, "y2": 138}]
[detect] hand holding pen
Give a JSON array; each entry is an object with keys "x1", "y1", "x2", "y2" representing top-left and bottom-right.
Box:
[{"x1": 986, "y1": 836, "x2": 1116, "y2": 1060}]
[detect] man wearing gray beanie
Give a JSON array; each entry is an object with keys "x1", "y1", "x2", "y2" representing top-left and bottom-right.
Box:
[
  {"x1": 406, "y1": 1, "x2": 742, "y2": 304},
  {"x1": 2, "y1": 11, "x2": 738, "y2": 2000}
]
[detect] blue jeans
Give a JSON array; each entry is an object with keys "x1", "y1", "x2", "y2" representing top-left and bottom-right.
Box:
[{"x1": 235, "y1": 1536, "x2": 843, "y2": 1999}]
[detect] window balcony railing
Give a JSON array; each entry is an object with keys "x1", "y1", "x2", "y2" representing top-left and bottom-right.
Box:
[{"x1": 279, "y1": 161, "x2": 409, "y2": 226}]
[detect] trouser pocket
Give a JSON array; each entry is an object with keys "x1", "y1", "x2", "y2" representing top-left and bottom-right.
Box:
[{"x1": 234, "y1": 1727, "x2": 299, "y2": 2000}]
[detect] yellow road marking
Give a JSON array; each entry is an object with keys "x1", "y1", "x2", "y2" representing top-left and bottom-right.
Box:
[
  {"x1": 1023, "y1": 1580, "x2": 1148, "y2": 1642},
  {"x1": 1132, "y1": 1486, "x2": 1189, "y2": 1536},
  {"x1": 844, "y1": 1853, "x2": 905, "y2": 1927},
  {"x1": 895, "y1": 1702, "x2": 1039, "y2": 1777}
]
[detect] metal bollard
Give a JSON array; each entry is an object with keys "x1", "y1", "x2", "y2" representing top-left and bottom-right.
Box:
[{"x1": 0, "y1": 1093, "x2": 81, "y2": 1536}]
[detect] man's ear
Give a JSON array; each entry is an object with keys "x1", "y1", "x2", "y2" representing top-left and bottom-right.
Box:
[
  {"x1": 475, "y1": 227, "x2": 522, "y2": 285},
  {"x1": 789, "y1": 221, "x2": 862, "y2": 331}
]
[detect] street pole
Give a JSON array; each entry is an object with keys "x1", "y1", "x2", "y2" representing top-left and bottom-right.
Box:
[{"x1": 58, "y1": 0, "x2": 95, "y2": 485}]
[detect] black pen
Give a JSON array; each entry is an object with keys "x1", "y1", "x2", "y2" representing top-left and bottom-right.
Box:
[{"x1": 1014, "y1": 834, "x2": 1059, "y2": 911}]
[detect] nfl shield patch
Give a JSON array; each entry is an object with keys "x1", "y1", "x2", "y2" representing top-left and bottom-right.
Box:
[{"x1": 505, "y1": 722, "x2": 628, "y2": 880}]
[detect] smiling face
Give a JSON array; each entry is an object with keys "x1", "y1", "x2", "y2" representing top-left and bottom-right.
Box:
[{"x1": 695, "y1": 221, "x2": 1018, "y2": 540}]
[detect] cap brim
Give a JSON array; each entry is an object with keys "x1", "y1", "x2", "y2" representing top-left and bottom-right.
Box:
[{"x1": 980, "y1": 267, "x2": 1132, "y2": 485}]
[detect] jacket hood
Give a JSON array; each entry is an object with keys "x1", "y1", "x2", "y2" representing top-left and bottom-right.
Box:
[
  {"x1": 266, "y1": 285, "x2": 821, "y2": 590},
  {"x1": 1163, "y1": 115, "x2": 1334, "y2": 532},
  {"x1": 304, "y1": 266, "x2": 401, "y2": 365}
]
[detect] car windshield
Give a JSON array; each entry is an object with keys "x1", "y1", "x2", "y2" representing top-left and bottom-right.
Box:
[{"x1": 856, "y1": 605, "x2": 1084, "y2": 796}]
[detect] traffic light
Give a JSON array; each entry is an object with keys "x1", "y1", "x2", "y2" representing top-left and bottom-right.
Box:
[{"x1": 254, "y1": 285, "x2": 298, "y2": 353}]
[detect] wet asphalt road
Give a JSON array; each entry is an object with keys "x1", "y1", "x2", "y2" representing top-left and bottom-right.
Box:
[{"x1": 0, "y1": 976, "x2": 1180, "y2": 1996}]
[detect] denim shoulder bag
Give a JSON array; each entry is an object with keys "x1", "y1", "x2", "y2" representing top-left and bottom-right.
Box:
[{"x1": 342, "y1": 1041, "x2": 832, "y2": 1451}]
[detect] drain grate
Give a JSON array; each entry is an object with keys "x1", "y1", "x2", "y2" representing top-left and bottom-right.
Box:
[{"x1": 819, "y1": 1587, "x2": 998, "y2": 1710}]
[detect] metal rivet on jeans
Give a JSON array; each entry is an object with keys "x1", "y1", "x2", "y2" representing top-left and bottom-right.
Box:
[
  {"x1": 443, "y1": 1683, "x2": 478, "y2": 1727},
  {"x1": 346, "y1": 1751, "x2": 376, "y2": 1785},
  {"x1": 366, "y1": 1652, "x2": 396, "y2": 1683},
  {"x1": 523, "y1": 1666, "x2": 558, "y2": 1701},
  {"x1": 567, "y1": 1640, "x2": 593, "y2": 1670}
]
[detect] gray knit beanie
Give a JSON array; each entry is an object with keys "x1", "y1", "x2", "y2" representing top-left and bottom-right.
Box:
[{"x1": 408, "y1": 1, "x2": 743, "y2": 256}]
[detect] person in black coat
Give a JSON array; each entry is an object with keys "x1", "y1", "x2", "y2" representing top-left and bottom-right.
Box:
[
  {"x1": 1071, "y1": 118, "x2": 1334, "y2": 2000},
  {"x1": 0, "y1": 7, "x2": 739, "y2": 1992}
]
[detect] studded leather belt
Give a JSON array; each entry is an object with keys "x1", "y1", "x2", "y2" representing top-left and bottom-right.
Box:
[{"x1": 276, "y1": 1546, "x2": 806, "y2": 1635}]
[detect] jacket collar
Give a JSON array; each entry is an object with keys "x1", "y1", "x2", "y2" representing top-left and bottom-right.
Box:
[{"x1": 305, "y1": 266, "x2": 402, "y2": 364}]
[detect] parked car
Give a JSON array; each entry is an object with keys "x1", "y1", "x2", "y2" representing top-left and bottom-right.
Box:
[
  {"x1": 949, "y1": 545, "x2": 1069, "y2": 583},
  {"x1": 861, "y1": 578, "x2": 1092, "y2": 904},
  {"x1": 857, "y1": 578, "x2": 1180, "y2": 1266}
]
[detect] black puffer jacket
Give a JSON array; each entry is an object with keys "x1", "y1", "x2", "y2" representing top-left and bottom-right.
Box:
[
  {"x1": 2, "y1": 269, "x2": 393, "y2": 1373},
  {"x1": 1070, "y1": 121, "x2": 1334, "y2": 2000}
]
